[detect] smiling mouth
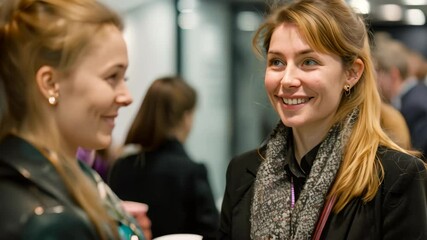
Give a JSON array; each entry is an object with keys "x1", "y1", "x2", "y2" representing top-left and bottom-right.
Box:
[
  {"x1": 282, "y1": 97, "x2": 311, "y2": 105},
  {"x1": 102, "y1": 116, "x2": 116, "y2": 126}
]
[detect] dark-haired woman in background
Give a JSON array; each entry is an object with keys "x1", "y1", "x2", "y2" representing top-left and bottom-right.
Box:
[{"x1": 109, "y1": 76, "x2": 219, "y2": 239}]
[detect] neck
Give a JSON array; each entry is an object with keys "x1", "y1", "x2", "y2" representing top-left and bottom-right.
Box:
[
  {"x1": 16, "y1": 125, "x2": 76, "y2": 159},
  {"x1": 292, "y1": 123, "x2": 331, "y2": 163},
  {"x1": 169, "y1": 127, "x2": 187, "y2": 144}
]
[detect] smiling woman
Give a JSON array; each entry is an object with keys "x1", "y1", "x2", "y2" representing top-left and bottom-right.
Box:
[
  {"x1": 0, "y1": 0, "x2": 146, "y2": 239},
  {"x1": 56, "y1": 25, "x2": 132, "y2": 153},
  {"x1": 219, "y1": 0, "x2": 427, "y2": 239}
]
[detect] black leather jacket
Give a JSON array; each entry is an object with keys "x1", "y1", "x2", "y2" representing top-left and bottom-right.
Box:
[{"x1": 0, "y1": 135, "x2": 143, "y2": 239}]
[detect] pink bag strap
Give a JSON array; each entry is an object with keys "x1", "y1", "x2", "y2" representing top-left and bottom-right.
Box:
[{"x1": 312, "y1": 195, "x2": 336, "y2": 240}]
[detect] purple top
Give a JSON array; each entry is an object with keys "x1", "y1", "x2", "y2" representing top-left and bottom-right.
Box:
[{"x1": 76, "y1": 148, "x2": 109, "y2": 181}]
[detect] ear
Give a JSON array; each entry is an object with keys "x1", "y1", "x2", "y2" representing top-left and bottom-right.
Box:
[
  {"x1": 345, "y1": 58, "x2": 364, "y2": 88},
  {"x1": 389, "y1": 66, "x2": 403, "y2": 83},
  {"x1": 35, "y1": 66, "x2": 59, "y2": 103},
  {"x1": 182, "y1": 110, "x2": 195, "y2": 130}
]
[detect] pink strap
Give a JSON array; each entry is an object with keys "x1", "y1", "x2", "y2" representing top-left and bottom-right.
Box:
[{"x1": 312, "y1": 195, "x2": 336, "y2": 240}]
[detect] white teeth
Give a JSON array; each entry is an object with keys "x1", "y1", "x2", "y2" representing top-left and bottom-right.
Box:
[{"x1": 282, "y1": 98, "x2": 309, "y2": 105}]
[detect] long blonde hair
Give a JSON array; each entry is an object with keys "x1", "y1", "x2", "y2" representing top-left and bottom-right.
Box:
[
  {"x1": 0, "y1": 0, "x2": 123, "y2": 238},
  {"x1": 253, "y1": 0, "x2": 418, "y2": 212}
]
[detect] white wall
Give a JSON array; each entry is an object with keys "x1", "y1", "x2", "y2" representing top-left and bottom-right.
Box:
[
  {"x1": 113, "y1": 0, "x2": 177, "y2": 146},
  {"x1": 111, "y1": 0, "x2": 230, "y2": 204},
  {"x1": 181, "y1": 1, "x2": 231, "y2": 203}
]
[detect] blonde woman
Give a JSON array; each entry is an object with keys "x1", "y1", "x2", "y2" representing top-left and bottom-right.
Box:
[
  {"x1": 219, "y1": 0, "x2": 427, "y2": 239},
  {"x1": 0, "y1": 0, "x2": 148, "y2": 239}
]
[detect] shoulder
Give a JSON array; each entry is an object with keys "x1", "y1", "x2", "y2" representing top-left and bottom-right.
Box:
[
  {"x1": 378, "y1": 147, "x2": 425, "y2": 174},
  {"x1": 377, "y1": 147, "x2": 426, "y2": 192},
  {"x1": 149, "y1": 144, "x2": 199, "y2": 170},
  {"x1": 112, "y1": 153, "x2": 140, "y2": 167},
  {"x1": 0, "y1": 172, "x2": 96, "y2": 239},
  {"x1": 222, "y1": 148, "x2": 262, "y2": 214},
  {"x1": 227, "y1": 148, "x2": 262, "y2": 175},
  {"x1": 224, "y1": 148, "x2": 263, "y2": 194},
  {"x1": 404, "y1": 83, "x2": 427, "y2": 105},
  {"x1": 21, "y1": 208, "x2": 97, "y2": 239}
]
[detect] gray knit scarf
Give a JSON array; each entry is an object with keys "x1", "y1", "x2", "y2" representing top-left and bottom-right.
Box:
[{"x1": 251, "y1": 108, "x2": 359, "y2": 240}]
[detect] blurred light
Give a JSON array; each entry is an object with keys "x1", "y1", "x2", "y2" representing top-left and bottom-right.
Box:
[
  {"x1": 236, "y1": 11, "x2": 261, "y2": 31},
  {"x1": 378, "y1": 4, "x2": 403, "y2": 21},
  {"x1": 405, "y1": 8, "x2": 426, "y2": 25},
  {"x1": 348, "y1": 0, "x2": 370, "y2": 14},
  {"x1": 178, "y1": 12, "x2": 199, "y2": 30},
  {"x1": 402, "y1": 0, "x2": 427, "y2": 5},
  {"x1": 177, "y1": 0, "x2": 198, "y2": 12}
]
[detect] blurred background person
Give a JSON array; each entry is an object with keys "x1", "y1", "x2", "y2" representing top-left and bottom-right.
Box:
[
  {"x1": 108, "y1": 76, "x2": 219, "y2": 239},
  {"x1": 406, "y1": 47, "x2": 427, "y2": 86},
  {"x1": 403, "y1": 48, "x2": 427, "y2": 160},
  {"x1": 374, "y1": 33, "x2": 427, "y2": 160},
  {"x1": 372, "y1": 32, "x2": 412, "y2": 149},
  {"x1": 0, "y1": 0, "x2": 148, "y2": 239}
]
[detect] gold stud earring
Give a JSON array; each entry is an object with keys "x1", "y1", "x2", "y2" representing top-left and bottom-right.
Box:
[{"x1": 344, "y1": 84, "x2": 351, "y2": 97}]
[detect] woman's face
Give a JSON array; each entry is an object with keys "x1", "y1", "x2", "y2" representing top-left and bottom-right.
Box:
[
  {"x1": 265, "y1": 23, "x2": 351, "y2": 134},
  {"x1": 55, "y1": 25, "x2": 132, "y2": 153}
]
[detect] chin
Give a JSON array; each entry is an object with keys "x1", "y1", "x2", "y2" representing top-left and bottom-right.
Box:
[
  {"x1": 90, "y1": 135, "x2": 112, "y2": 150},
  {"x1": 280, "y1": 118, "x2": 305, "y2": 128}
]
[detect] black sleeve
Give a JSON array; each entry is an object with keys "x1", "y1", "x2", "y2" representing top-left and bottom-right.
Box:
[{"x1": 218, "y1": 158, "x2": 233, "y2": 240}]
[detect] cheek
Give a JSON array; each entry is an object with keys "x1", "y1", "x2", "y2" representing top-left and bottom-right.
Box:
[{"x1": 264, "y1": 72, "x2": 280, "y2": 93}]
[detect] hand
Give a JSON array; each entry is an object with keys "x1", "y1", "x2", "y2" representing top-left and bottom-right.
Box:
[{"x1": 121, "y1": 201, "x2": 152, "y2": 240}]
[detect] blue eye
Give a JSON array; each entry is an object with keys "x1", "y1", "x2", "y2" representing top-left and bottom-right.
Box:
[
  {"x1": 105, "y1": 74, "x2": 124, "y2": 87},
  {"x1": 303, "y1": 59, "x2": 318, "y2": 66},
  {"x1": 270, "y1": 59, "x2": 284, "y2": 67}
]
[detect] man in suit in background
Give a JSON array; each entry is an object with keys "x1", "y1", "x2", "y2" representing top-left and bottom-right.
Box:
[{"x1": 374, "y1": 33, "x2": 427, "y2": 161}]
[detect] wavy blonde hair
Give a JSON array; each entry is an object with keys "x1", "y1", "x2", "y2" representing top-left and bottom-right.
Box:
[
  {"x1": 253, "y1": 0, "x2": 419, "y2": 212},
  {"x1": 0, "y1": 0, "x2": 123, "y2": 238}
]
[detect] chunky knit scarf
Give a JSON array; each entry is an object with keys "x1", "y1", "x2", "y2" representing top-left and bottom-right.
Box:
[{"x1": 251, "y1": 109, "x2": 359, "y2": 240}]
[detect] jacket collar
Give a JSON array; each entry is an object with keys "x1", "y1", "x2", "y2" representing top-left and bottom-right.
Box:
[
  {"x1": 0, "y1": 135, "x2": 72, "y2": 205},
  {"x1": 246, "y1": 154, "x2": 262, "y2": 178},
  {"x1": 234, "y1": 146, "x2": 264, "y2": 201}
]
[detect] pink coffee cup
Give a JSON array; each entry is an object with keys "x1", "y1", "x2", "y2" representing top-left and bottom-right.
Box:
[{"x1": 121, "y1": 201, "x2": 149, "y2": 216}]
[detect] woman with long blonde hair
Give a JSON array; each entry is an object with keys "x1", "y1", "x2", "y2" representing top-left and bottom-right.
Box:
[
  {"x1": 219, "y1": 0, "x2": 427, "y2": 239},
  {"x1": 0, "y1": 0, "x2": 147, "y2": 239}
]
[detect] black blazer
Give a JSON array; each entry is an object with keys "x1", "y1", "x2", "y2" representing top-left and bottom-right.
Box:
[
  {"x1": 108, "y1": 139, "x2": 219, "y2": 239},
  {"x1": 219, "y1": 146, "x2": 427, "y2": 240}
]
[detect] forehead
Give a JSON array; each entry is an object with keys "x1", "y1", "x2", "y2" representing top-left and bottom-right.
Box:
[
  {"x1": 87, "y1": 25, "x2": 126, "y2": 56},
  {"x1": 269, "y1": 23, "x2": 310, "y2": 51},
  {"x1": 76, "y1": 25, "x2": 128, "y2": 71}
]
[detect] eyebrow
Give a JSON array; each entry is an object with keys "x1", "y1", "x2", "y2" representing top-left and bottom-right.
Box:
[
  {"x1": 114, "y1": 64, "x2": 127, "y2": 69},
  {"x1": 267, "y1": 48, "x2": 315, "y2": 57},
  {"x1": 107, "y1": 64, "x2": 128, "y2": 72}
]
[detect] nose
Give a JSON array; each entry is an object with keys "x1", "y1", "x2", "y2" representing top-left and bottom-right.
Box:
[
  {"x1": 116, "y1": 82, "x2": 133, "y2": 106},
  {"x1": 280, "y1": 63, "x2": 301, "y2": 88}
]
